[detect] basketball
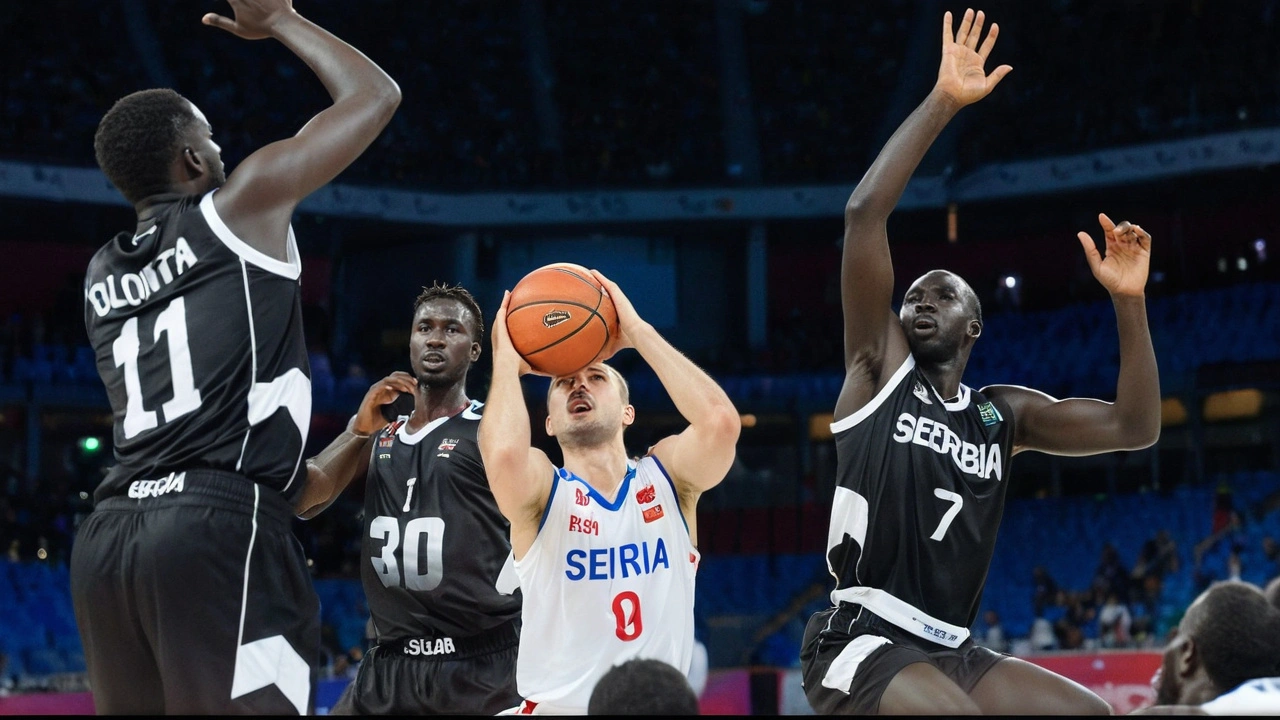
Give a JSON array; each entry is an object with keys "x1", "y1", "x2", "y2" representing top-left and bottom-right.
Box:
[{"x1": 506, "y1": 263, "x2": 620, "y2": 376}]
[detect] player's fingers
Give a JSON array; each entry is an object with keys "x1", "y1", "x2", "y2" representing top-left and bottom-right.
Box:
[
  {"x1": 1097, "y1": 212, "x2": 1116, "y2": 232},
  {"x1": 956, "y1": 8, "x2": 975, "y2": 45},
  {"x1": 201, "y1": 13, "x2": 236, "y2": 32},
  {"x1": 1077, "y1": 231, "x2": 1102, "y2": 270},
  {"x1": 966, "y1": 10, "x2": 985, "y2": 50},
  {"x1": 977, "y1": 22, "x2": 999, "y2": 61},
  {"x1": 986, "y1": 65, "x2": 1012, "y2": 92},
  {"x1": 942, "y1": 10, "x2": 954, "y2": 45}
]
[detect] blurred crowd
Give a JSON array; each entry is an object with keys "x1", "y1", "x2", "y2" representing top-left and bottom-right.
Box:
[{"x1": 4, "y1": 1, "x2": 1280, "y2": 190}]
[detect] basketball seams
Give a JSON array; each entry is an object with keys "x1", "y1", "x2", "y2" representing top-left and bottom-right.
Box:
[{"x1": 507, "y1": 263, "x2": 618, "y2": 375}]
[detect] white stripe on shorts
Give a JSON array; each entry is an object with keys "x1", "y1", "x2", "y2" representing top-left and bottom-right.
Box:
[{"x1": 821, "y1": 634, "x2": 893, "y2": 693}]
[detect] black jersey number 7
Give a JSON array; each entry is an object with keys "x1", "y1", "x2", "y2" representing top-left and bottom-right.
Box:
[{"x1": 112, "y1": 297, "x2": 204, "y2": 438}]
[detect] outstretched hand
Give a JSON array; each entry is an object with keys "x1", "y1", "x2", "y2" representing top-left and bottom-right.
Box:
[
  {"x1": 935, "y1": 9, "x2": 1012, "y2": 107},
  {"x1": 202, "y1": 0, "x2": 296, "y2": 40},
  {"x1": 1078, "y1": 213, "x2": 1152, "y2": 297}
]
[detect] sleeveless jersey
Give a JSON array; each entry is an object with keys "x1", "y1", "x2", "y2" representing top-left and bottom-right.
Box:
[
  {"x1": 360, "y1": 401, "x2": 522, "y2": 641},
  {"x1": 83, "y1": 191, "x2": 311, "y2": 502},
  {"x1": 824, "y1": 355, "x2": 1015, "y2": 647},
  {"x1": 1200, "y1": 677, "x2": 1280, "y2": 714},
  {"x1": 513, "y1": 455, "x2": 699, "y2": 714}
]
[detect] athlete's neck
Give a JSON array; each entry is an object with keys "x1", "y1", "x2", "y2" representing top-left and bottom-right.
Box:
[
  {"x1": 917, "y1": 358, "x2": 967, "y2": 402},
  {"x1": 406, "y1": 385, "x2": 470, "y2": 431},
  {"x1": 561, "y1": 444, "x2": 630, "y2": 502}
]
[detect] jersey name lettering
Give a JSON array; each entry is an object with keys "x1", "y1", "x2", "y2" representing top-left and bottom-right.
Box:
[
  {"x1": 403, "y1": 637, "x2": 455, "y2": 656},
  {"x1": 564, "y1": 538, "x2": 669, "y2": 581},
  {"x1": 891, "y1": 412, "x2": 1003, "y2": 481},
  {"x1": 87, "y1": 237, "x2": 200, "y2": 317}
]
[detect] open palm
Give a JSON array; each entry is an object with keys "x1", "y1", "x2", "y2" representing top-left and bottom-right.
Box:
[{"x1": 935, "y1": 9, "x2": 1012, "y2": 107}]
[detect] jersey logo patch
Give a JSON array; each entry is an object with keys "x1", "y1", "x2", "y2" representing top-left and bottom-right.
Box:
[
  {"x1": 575, "y1": 488, "x2": 591, "y2": 507},
  {"x1": 913, "y1": 381, "x2": 933, "y2": 405},
  {"x1": 635, "y1": 484, "x2": 656, "y2": 504},
  {"x1": 643, "y1": 505, "x2": 665, "y2": 523},
  {"x1": 978, "y1": 401, "x2": 1003, "y2": 426}
]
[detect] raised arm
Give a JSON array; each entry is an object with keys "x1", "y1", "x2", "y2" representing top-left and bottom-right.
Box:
[
  {"x1": 836, "y1": 9, "x2": 1011, "y2": 420},
  {"x1": 203, "y1": 0, "x2": 401, "y2": 259},
  {"x1": 985, "y1": 215, "x2": 1161, "y2": 456},
  {"x1": 293, "y1": 371, "x2": 418, "y2": 519},
  {"x1": 591, "y1": 272, "x2": 740, "y2": 502},
  {"x1": 477, "y1": 292, "x2": 556, "y2": 558}
]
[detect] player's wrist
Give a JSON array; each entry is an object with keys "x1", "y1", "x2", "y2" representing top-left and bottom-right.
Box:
[{"x1": 346, "y1": 414, "x2": 375, "y2": 438}]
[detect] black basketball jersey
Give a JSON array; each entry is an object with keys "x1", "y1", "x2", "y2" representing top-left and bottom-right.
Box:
[
  {"x1": 824, "y1": 355, "x2": 1016, "y2": 642},
  {"x1": 361, "y1": 401, "x2": 522, "y2": 642},
  {"x1": 84, "y1": 191, "x2": 311, "y2": 502}
]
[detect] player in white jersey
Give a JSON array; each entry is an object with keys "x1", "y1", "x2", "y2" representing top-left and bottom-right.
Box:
[
  {"x1": 1135, "y1": 580, "x2": 1280, "y2": 715},
  {"x1": 479, "y1": 270, "x2": 741, "y2": 715}
]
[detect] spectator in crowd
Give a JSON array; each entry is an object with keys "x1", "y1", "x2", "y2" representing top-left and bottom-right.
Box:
[
  {"x1": 1097, "y1": 592, "x2": 1131, "y2": 648},
  {"x1": 1028, "y1": 615, "x2": 1058, "y2": 652},
  {"x1": 1032, "y1": 565, "x2": 1060, "y2": 616},
  {"x1": 1134, "y1": 529, "x2": 1180, "y2": 581},
  {"x1": 978, "y1": 609, "x2": 1008, "y2": 653},
  {"x1": 1261, "y1": 536, "x2": 1280, "y2": 578},
  {"x1": 1093, "y1": 542, "x2": 1130, "y2": 603}
]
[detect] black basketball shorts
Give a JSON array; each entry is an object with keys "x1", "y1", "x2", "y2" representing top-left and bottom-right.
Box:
[
  {"x1": 331, "y1": 620, "x2": 521, "y2": 715},
  {"x1": 69, "y1": 469, "x2": 320, "y2": 714},
  {"x1": 800, "y1": 604, "x2": 1007, "y2": 715}
]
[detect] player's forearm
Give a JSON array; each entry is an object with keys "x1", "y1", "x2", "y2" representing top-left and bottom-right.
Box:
[
  {"x1": 269, "y1": 12, "x2": 401, "y2": 112},
  {"x1": 629, "y1": 323, "x2": 740, "y2": 438},
  {"x1": 295, "y1": 428, "x2": 371, "y2": 517},
  {"x1": 477, "y1": 358, "x2": 534, "y2": 464},
  {"x1": 846, "y1": 89, "x2": 961, "y2": 221},
  {"x1": 1109, "y1": 294, "x2": 1161, "y2": 449}
]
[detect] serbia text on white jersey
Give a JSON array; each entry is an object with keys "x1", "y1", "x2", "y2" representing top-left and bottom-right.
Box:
[{"x1": 512, "y1": 455, "x2": 699, "y2": 714}]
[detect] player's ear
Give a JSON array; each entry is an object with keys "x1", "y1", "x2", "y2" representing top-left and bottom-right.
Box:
[
  {"x1": 968, "y1": 319, "x2": 982, "y2": 339},
  {"x1": 621, "y1": 404, "x2": 635, "y2": 427},
  {"x1": 181, "y1": 146, "x2": 205, "y2": 180},
  {"x1": 544, "y1": 414, "x2": 555, "y2": 437},
  {"x1": 470, "y1": 341, "x2": 482, "y2": 363},
  {"x1": 1175, "y1": 636, "x2": 1199, "y2": 679}
]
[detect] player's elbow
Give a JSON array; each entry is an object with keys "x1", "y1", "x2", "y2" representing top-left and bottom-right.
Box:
[
  {"x1": 702, "y1": 403, "x2": 743, "y2": 448},
  {"x1": 1115, "y1": 417, "x2": 1161, "y2": 451}
]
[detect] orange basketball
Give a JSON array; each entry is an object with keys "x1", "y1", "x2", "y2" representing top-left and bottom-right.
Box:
[{"x1": 506, "y1": 263, "x2": 620, "y2": 376}]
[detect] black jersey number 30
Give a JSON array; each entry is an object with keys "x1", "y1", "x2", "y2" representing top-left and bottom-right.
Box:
[
  {"x1": 112, "y1": 297, "x2": 204, "y2": 438},
  {"x1": 369, "y1": 515, "x2": 445, "y2": 592}
]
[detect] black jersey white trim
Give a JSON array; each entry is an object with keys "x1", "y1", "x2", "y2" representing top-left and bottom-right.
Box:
[
  {"x1": 830, "y1": 356, "x2": 917, "y2": 434},
  {"x1": 394, "y1": 400, "x2": 483, "y2": 446},
  {"x1": 198, "y1": 191, "x2": 301, "y2": 280}
]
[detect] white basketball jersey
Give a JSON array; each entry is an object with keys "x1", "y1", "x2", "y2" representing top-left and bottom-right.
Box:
[
  {"x1": 1201, "y1": 677, "x2": 1280, "y2": 715},
  {"x1": 512, "y1": 455, "x2": 699, "y2": 715}
]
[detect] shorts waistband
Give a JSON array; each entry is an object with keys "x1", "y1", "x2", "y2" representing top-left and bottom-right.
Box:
[
  {"x1": 831, "y1": 586, "x2": 970, "y2": 648},
  {"x1": 381, "y1": 618, "x2": 520, "y2": 661},
  {"x1": 92, "y1": 469, "x2": 295, "y2": 531}
]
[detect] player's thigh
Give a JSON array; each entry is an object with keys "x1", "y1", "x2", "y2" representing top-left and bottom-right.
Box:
[
  {"x1": 969, "y1": 655, "x2": 1113, "y2": 715},
  {"x1": 141, "y1": 504, "x2": 320, "y2": 714},
  {"x1": 69, "y1": 510, "x2": 165, "y2": 715},
  {"x1": 879, "y1": 662, "x2": 982, "y2": 715}
]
